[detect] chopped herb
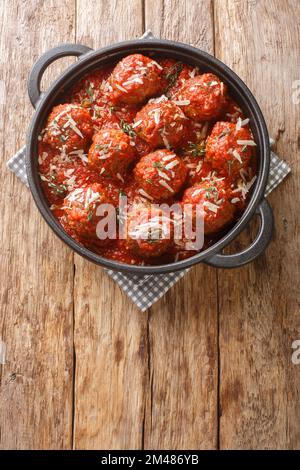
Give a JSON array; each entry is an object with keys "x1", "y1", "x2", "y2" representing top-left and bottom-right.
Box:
[
  {"x1": 86, "y1": 86, "x2": 94, "y2": 101},
  {"x1": 205, "y1": 186, "x2": 218, "y2": 199},
  {"x1": 93, "y1": 105, "x2": 104, "y2": 117},
  {"x1": 119, "y1": 189, "x2": 126, "y2": 197},
  {"x1": 153, "y1": 161, "x2": 165, "y2": 169},
  {"x1": 96, "y1": 143, "x2": 122, "y2": 154},
  {"x1": 81, "y1": 99, "x2": 92, "y2": 108},
  {"x1": 187, "y1": 141, "x2": 206, "y2": 157},
  {"x1": 146, "y1": 178, "x2": 152, "y2": 184},
  {"x1": 48, "y1": 182, "x2": 67, "y2": 196},
  {"x1": 219, "y1": 129, "x2": 231, "y2": 138},
  {"x1": 95, "y1": 144, "x2": 109, "y2": 153},
  {"x1": 109, "y1": 106, "x2": 116, "y2": 114},
  {"x1": 120, "y1": 119, "x2": 136, "y2": 138},
  {"x1": 87, "y1": 212, "x2": 93, "y2": 221},
  {"x1": 165, "y1": 62, "x2": 183, "y2": 92},
  {"x1": 241, "y1": 145, "x2": 248, "y2": 152}
]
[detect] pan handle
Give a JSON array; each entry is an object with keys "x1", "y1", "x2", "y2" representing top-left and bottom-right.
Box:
[
  {"x1": 28, "y1": 43, "x2": 93, "y2": 108},
  {"x1": 204, "y1": 198, "x2": 274, "y2": 268},
  {"x1": 140, "y1": 30, "x2": 155, "y2": 40}
]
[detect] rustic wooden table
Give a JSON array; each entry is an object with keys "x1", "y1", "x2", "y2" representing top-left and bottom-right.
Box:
[{"x1": 0, "y1": 0, "x2": 299, "y2": 450}]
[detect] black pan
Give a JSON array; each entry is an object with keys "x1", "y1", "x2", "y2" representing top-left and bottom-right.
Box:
[{"x1": 26, "y1": 32, "x2": 274, "y2": 274}]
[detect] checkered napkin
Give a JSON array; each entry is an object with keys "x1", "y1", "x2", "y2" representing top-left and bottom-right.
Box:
[{"x1": 7, "y1": 145, "x2": 290, "y2": 311}]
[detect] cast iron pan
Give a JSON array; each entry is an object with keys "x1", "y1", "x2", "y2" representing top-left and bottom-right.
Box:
[{"x1": 26, "y1": 32, "x2": 274, "y2": 274}]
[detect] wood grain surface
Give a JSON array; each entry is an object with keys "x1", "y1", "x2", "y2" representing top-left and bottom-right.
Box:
[
  {"x1": 0, "y1": 0, "x2": 75, "y2": 450},
  {"x1": 214, "y1": 0, "x2": 300, "y2": 449},
  {"x1": 0, "y1": 0, "x2": 299, "y2": 450}
]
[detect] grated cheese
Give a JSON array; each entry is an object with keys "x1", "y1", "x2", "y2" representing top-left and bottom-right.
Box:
[
  {"x1": 203, "y1": 201, "x2": 219, "y2": 213},
  {"x1": 196, "y1": 161, "x2": 203, "y2": 173},
  {"x1": 123, "y1": 76, "x2": 143, "y2": 86},
  {"x1": 132, "y1": 120, "x2": 142, "y2": 128},
  {"x1": 149, "y1": 94, "x2": 168, "y2": 104},
  {"x1": 38, "y1": 152, "x2": 48, "y2": 164},
  {"x1": 232, "y1": 149, "x2": 242, "y2": 163},
  {"x1": 116, "y1": 173, "x2": 124, "y2": 183},
  {"x1": 157, "y1": 170, "x2": 171, "y2": 181},
  {"x1": 236, "y1": 117, "x2": 250, "y2": 130},
  {"x1": 138, "y1": 189, "x2": 154, "y2": 200},
  {"x1": 161, "y1": 133, "x2": 170, "y2": 149},
  {"x1": 173, "y1": 100, "x2": 190, "y2": 106},
  {"x1": 64, "y1": 168, "x2": 75, "y2": 177},
  {"x1": 153, "y1": 109, "x2": 161, "y2": 125},
  {"x1": 67, "y1": 117, "x2": 84, "y2": 138},
  {"x1": 70, "y1": 149, "x2": 84, "y2": 156},
  {"x1": 165, "y1": 160, "x2": 179, "y2": 170},
  {"x1": 49, "y1": 105, "x2": 80, "y2": 125},
  {"x1": 158, "y1": 179, "x2": 174, "y2": 193},
  {"x1": 236, "y1": 117, "x2": 242, "y2": 131},
  {"x1": 237, "y1": 139, "x2": 256, "y2": 146},
  {"x1": 115, "y1": 83, "x2": 128, "y2": 93},
  {"x1": 162, "y1": 154, "x2": 177, "y2": 162},
  {"x1": 98, "y1": 154, "x2": 111, "y2": 160},
  {"x1": 153, "y1": 61, "x2": 163, "y2": 70}
]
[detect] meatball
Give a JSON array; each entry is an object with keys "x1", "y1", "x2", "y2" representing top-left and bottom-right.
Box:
[
  {"x1": 39, "y1": 155, "x2": 80, "y2": 205},
  {"x1": 134, "y1": 99, "x2": 190, "y2": 149},
  {"x1": 88, "y1": 128, "x2": 136, "y2": 180},
  {"x1": 38, "y1": 141, "x2": 108, "y2": 206},
  {"x1": 91, "y1": 103, "x2": 139, "y2": 132},
  {"x1": 205, "y1": 121, "x2": 255, "y2": 178},
  {"x1": 109, "y1": 54, "x2": 163, "y2": 105},
  {"x1": 182, "y1": 178, "x2": 236, "y2": 234},
  {"x1": 126, "y1": 205, "x2": 173, "y2": 258},
  {"x1": 63, "y1": 183, "x2": 112, "y2": 241},
  {"x1": 158, "y1": 59, "x2": 199, "y2": 97},
  {"x1": 42, "y1": 104, "x2": 94, "y2": 153},
  {"x1": 174, "y1": 73, "x2": 227, "y2": 121},
  {"x1": 134, "y1": 149, "x2": 188, "y2": 201},
  {"x1": 182, "y1": 154, "x2": 212, "y2": 186}
]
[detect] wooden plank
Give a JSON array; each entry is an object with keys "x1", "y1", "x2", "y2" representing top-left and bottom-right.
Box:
[
  {"x1": 214, "y1": 0, "x2": 300, "y2": 449},
  {"x1": 145, "y1": 0, "x2": 214, "y2": 50},
  {"x1": 73, "y1": 0, "x2": 148, "y2": 450},
  {"x1": 143, "y1": 0, "x2": 218, "y2": 450},
  {"x1": 0, "y1": 0, "x2": 75, "y2": 449}
]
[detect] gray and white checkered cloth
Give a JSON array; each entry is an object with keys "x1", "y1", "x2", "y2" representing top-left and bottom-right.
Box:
[{"x1": 7, "y1": 144, "x2": 290, "y2": 311}]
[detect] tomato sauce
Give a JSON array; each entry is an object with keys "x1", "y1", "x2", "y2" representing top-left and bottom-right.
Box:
[{"x1": 38, "y1": 54, "x2": 257, "y2": 266}]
